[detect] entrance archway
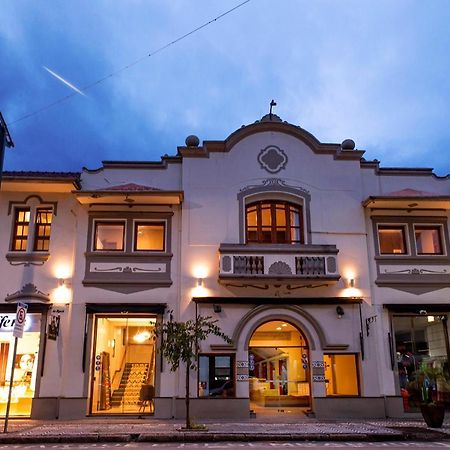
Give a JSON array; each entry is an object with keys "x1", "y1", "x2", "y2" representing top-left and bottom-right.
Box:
[{"x1": 248, "y1": 320, "x2": 311, "y2": 412}]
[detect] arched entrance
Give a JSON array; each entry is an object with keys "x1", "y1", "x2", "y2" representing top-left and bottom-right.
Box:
[{"x1": 248, "y1": 320, "x2": 311, "y2": 412}]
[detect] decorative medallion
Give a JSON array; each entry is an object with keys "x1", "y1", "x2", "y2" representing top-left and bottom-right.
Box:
[{"x1": 257, "y1": 145, "x2": 288, "y2": 174}]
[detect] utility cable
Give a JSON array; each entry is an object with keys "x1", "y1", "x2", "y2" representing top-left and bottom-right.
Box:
[{"x1": 8, "y1": 0, "x2": 251, "y2": 126}]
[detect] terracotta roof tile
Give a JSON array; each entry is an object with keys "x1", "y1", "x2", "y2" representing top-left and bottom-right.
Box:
[
  {"x1": 384, "y1": 188, "x2": 439, "y2": 197},
  {"x1": 103, "y1": 183, "x2": 160, "y2": 191}
]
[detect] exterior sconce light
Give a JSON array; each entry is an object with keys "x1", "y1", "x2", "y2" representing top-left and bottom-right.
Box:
[
  {"x1": 346, "y1": 278, "x2": 355, "y2": 288},
  {"x1": 336, "y1": 306, "x2": 344, "y2": 319},
  {"x1": 58, "y1": 278, "x2": 66, "y2": 287},
  {"x1": 197, "y1": 278, "x2": 204, "y2": 287},
  {"x1": 58, "y1": 278, "x2": 72, "y2": 287},
  {"x1": 213, "y1": 304, "x2": 222, "y2": 313}
]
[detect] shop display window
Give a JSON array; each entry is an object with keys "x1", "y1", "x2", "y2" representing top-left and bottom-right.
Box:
[
  {"x1": 248, "y1": 321, "x2": 310, "y2": 409},
  {"x1": 91, "y1": 315, "x2": 156, "y2": 414},
  {"x1": 324, "y1": 354, "x2": 359, "y2": 396},
  {"x1": 0, "y1": 313, "x2": 41, "y2": 416},
  {"x1": 393, "y1": 315, "x2": 450, "y2": 412},
  {"x1": 198, "y1": 354, "x2": 235, "y2": 398}
]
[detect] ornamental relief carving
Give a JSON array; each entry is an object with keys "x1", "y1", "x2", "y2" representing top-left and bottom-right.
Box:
[{"x1": 257, "y1": 145, "x2": 288, "y2": 174}]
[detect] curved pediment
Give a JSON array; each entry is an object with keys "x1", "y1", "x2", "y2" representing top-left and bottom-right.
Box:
[{"x1": 179, "y1": 114, "x2": 365, "y2": 161}]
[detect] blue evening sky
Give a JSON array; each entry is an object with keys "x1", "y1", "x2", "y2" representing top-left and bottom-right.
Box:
[{"x1": 2, "y1": 1, "x2": 450, "y2": 175}]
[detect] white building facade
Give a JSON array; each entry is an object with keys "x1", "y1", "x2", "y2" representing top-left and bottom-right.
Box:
[{"x1": 1, "y1": 114, "x2": 450, "y2": 419}]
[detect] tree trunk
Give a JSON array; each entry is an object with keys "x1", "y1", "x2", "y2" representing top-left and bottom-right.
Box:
[{"x1": 185, "y1": 362, "x2": 191, "y2": 429}]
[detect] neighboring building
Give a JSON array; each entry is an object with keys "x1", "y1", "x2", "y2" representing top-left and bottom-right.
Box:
[{"x1": 1, "y1": 114, "x2": 450, "y2": 420}]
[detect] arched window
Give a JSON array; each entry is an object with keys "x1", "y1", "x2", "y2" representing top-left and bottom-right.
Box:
[{"x1": 246, "y1": 200, "x2": 303, "y2": 244}]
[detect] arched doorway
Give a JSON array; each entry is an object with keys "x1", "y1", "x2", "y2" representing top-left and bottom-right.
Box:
[{"x1": 248, "y1": 320, "x2": 311, "y2": 412}]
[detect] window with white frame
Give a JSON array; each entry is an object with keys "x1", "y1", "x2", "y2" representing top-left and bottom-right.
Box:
[
  {"x1": 374, "y1": 218, "x2": 448, "y2": 257},
  {"x1": 91, "y1": 218, "x2": 167, "y2": 253}
]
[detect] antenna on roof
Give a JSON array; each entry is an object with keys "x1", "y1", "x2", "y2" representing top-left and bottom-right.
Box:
[{"x1": 269, "y1": 99, "x2": 277, "y2": 120}]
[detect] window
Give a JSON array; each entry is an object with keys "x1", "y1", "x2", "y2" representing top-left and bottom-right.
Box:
[
  {"x1": 94, "y1": 222, "x2": 125, "y2": 251},
  {"x1": 198, "y1": 354, "x2": 235, "y2": 398},
  {"x1": 12, "y1": 208, "x2": 30, "y2": 251},
  {"x1": 324, "y1": 354, "x2": 359, "y2": 396},
  {"x1": 33, "y1": 208, "x2": 53, "y2": 251},
  {"x1": 11, "y1": 207, "x2": 53, "y2": 252},
  {"x1": 246, "y1": 201, "x2": 303, "y2": 244},
  {"x1": 134, "y1": 222, "x2": 165, "y2": 251},
  {"x1": 415, "y1": 225, "x2": 443, "y2": 255},
  {"x1": 378, "y1": 225, "x2": 407, "y2": 254}
]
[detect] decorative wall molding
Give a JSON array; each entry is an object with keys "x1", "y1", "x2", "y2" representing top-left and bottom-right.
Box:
[{"x1": 257, "y1": 145, "x2": 288, "y2": 174}]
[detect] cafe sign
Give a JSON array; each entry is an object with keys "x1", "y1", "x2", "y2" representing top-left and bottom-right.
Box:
[{"x1": 0, "y1": 313, "x2": 40, "y2": 333}]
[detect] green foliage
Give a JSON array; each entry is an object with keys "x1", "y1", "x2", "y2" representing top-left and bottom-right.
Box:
[
  {"x1": 414, "y1": 362, "x2": 448, "y2": 404},
  {"x1": 155, "y1": 313, "x2": 233, "y2": 371}
]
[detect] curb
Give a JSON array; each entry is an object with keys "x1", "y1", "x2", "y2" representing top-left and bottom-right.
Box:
[{"x1": 0, "y1": 431, "x2": 432, "y2": 444}]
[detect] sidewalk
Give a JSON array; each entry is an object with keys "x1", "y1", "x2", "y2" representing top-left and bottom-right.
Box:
[{"x1": 0, "y1": 416, "x2": 450, "y2": 444}]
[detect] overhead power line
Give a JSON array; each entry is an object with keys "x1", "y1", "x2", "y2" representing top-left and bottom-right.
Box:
[{"x1": 8, "y1": 0, "x2": 251, "y2": 126}]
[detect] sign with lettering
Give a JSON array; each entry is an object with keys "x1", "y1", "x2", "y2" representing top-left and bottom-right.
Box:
[
  {"x1": 0, "y1": 314, "x2": 39, "y2": 333},
  {"x1": 237, "y1": 374, "x2": 249, "y2": 382},
  {"x1": 13, "y1": 302, "x2": 28, "y2": 338},
  {"x1": 237, "y1": 361, "x2": 249, "y2": 368},
  {"x1": 312, "y1": 361, "x2": 325, "y2": 368}
]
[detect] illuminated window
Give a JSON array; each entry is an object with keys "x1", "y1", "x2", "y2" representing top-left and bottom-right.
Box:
[
  {"x1": 94, "y1": 222, "x2": 125, "y2": 251},
  {"x1": 34, "y1": 208, "x2": 53, "y2": 251},
  {"x1": 415, "y1": 225, "x2": 443, "y2": 255},
  {"x1": 11, "y1": 208, "x2": 30, "y2": 251},
  {"x1": 324, "y1": 354, "x2": 359, "y2": 396},
  {"x1": 198, "y1": 354, "x2": 235, "y2": 398},
  {"x1": 134, "y1": 222, "x2": 165, "y2": 251},
  {"x1": 246, "y1": 201, "x2": 303, "y2": 244},
  {"x1": 378, "y1": 225, "x2": 407, "y2": 254}
]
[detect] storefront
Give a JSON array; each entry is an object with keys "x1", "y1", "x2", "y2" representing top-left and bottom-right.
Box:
[
  {"x1": 86, "y1": 303, "x2": 165, "y2": 415},
  {"x1": 0, "y1": 301, "x2": 49, "y2": 417},
  {"x1": 389, "y1": 305, "x2": 450, "y2": 412}
]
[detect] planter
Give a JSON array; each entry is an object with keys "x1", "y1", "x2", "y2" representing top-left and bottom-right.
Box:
[{"x1": 420, "y1": 403, "x2": 445, "y2": 428}]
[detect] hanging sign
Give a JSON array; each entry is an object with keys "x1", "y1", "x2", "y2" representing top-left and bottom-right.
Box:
[{"x1": 13, "y1": 302, "x2": 28, "y2": 338}]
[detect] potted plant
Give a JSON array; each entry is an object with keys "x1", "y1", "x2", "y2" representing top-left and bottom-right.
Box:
[{"x1": 415, "y1": 363, "x2": 446, "y2": 428}]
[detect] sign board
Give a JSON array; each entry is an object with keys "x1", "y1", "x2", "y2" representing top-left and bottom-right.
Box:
[
  {"x1": 13, "y1": 302, "x2": 28, "y2": 338},
  {"x1": 47, "y1": 315, "x2": 60, "y2": 341}
]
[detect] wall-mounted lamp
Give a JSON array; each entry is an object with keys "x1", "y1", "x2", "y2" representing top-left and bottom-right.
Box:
[
  {"x1": 346, "y1": 278, "x2": 355, "y2": 288},
  {"x1": 213, "y1": 304, "x2": 222, "y2": 313},
  {"x1": 336, "y1": 306, "x2": 344, "y2": 319},
  {"x1": 197, "y1": 278, "x2": 204, "y2": 287},
  {"x1": 58, "y1": 278, "x2": 72, "y2": 287}
]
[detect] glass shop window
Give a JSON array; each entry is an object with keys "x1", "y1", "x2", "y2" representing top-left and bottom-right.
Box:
[
  {"x1": 393, "y1": 315, "x2": 450, "y2": 412},
  {"x1": 198, "y1": 355, "x2": 235, "y2": 398},
  {"x1": 378, "y1": 225, "x2": 407, "y2": 254},
  {"x1": 94, "y1": 222, "x2": 125, "y2": 251},
  {"x1": 324, "y1": 354, "x2": 359, "y2": 396},
  {"x1": 415, "y1": 226, "x2": 443, "y2": 255}
]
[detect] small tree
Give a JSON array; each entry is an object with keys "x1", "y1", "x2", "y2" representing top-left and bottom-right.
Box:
[{"x1": 156, "y1": 312, "x2": 232, "y2": 429}]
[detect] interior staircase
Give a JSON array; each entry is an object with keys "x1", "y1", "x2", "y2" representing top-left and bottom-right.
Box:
[{"x1": 111, "y1": 362, "x2": 149, "y2": 407}]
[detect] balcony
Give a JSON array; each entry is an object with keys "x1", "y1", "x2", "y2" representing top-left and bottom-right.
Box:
[{"x1": 219, "y1": 244, "x2": 340, "y2": 288}]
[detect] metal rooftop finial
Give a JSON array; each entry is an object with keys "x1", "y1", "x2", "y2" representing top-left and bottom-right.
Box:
[{"x1": 269, "y1": 99, "x2": 277, "y2": 120}]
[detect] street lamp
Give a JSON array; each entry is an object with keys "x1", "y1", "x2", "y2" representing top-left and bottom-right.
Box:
[{"x1": 0, "y1": 112, "x2": 14, "y2": 190}]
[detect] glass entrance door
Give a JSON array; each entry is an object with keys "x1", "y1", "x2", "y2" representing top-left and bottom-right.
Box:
[
  {"x1": 249, "y1": 321, "x2": 310, "y2": 411},
  {"x1": 91, "y1": 316, "x2": 156, "y2": 414}
]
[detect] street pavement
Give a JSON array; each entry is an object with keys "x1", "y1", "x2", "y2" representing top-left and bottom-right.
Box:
[{"x1": 0, "y1": 415, "x2": 450, "y2": 444}]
